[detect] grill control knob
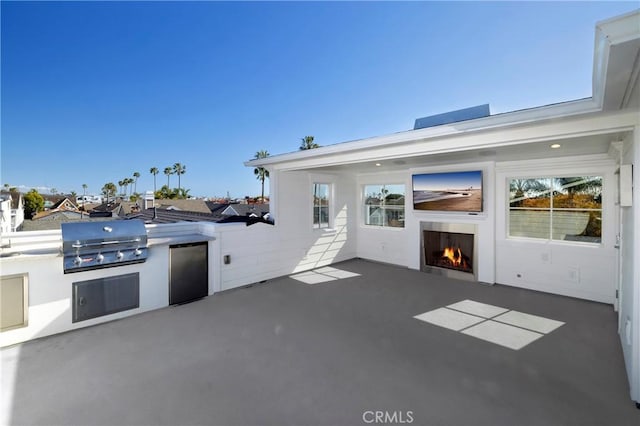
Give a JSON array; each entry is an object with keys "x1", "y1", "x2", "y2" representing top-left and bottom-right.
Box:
[
  {"x1": 96, "y1": 254, "x2": 104, "y2": 263},
  {"x1": 74, "y1": 256, "x2": 83, "y2": 266},
  {"x1": 134, "y1": 249, "x2": 142, "y2": 257},
  {"x1": 116, "y1": 251, "x2": 124, "y2": 260}
]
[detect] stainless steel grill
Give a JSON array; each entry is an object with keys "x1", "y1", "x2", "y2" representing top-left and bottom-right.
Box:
[{"x1": 62, "y1": 220, "x2": 148, "y2": 273}]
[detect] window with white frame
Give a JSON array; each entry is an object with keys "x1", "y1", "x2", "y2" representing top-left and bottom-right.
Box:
[
  {"x1": 363, "y1": 184, "x2": 405, "y2": 228},
  {"x1": 312, "y1": 183, "x2": 330, "y2": 229},
  {"x1": 508, "y1": 176, "x2": 602, "y2": 243}
]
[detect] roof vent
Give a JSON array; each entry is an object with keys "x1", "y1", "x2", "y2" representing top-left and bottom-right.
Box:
[{"x1": 414, "y1": 104, "x2": 490, "y2": 130}]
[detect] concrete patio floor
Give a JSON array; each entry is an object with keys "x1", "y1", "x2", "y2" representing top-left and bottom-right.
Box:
[{"x1": 2, "y1": 259, "x2": 639, "y2": 426}]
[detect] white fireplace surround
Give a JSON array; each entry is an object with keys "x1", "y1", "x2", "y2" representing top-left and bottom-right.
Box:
[{"x1": 420, "y1": 222, "x2": 479, "y2": 282}]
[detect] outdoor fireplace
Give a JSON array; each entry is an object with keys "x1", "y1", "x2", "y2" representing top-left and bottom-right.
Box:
[{"x1": 420, "y1": 222, "x2": 477, "y2": 281}]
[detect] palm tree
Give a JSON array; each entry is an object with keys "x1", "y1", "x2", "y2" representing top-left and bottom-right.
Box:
[
  {"x1": 299, "y1": 135, "x2": 319, "y2": 150},
  {"x1": 118, "y1": 180, "x2": 125, "y2": 198},
  {"x1": 82, "y1": 183, "x2": 88, "y2": 218},
  {"x1": 102, "y1": 182, "x2": 116, "y2": 205},
  {"x1": 164, "y1": 167, "x2": 173, "y2": 188},
  {"x1": 127, "y1": 177, "x2": 135, "y2": 196},
  {"x1": 173, "y1": 163, "x2": 186, "y2": 195},
  {"x1": 177, "y1": 188, "x2": 190, "y2": 199},
  {"x1": 150, "y1": 167, "x2": 159, "y2": 198},
  {"x1": 133, "y1": 172, "x2": 140, "y2": 194},
  {"x1": 253, "y1": 150, "x2": 270, "y2": 203}
]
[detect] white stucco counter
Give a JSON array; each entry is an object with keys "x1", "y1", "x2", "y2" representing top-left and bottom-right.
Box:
[{"x1": 0, "y1": 222, "x2": 220, "y2": 348}]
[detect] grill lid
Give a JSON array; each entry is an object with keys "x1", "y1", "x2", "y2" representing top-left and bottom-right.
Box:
[{"x1": 62, "y1": 219, "x2": 148, "y2": 273}]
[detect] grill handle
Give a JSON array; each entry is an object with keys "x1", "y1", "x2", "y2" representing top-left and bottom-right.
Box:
[{"x1": 71, "y1": 238, "x2": 141, "y2": 249}]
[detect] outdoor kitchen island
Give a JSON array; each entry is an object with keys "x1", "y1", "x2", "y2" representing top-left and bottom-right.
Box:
[{"x1": 0, "y1": 221, "x2": 217, "y2": 348}]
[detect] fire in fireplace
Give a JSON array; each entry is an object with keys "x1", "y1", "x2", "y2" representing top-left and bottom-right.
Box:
[
  {"x1": 420, "y1": 222, "x2": 477, "y2": 281},
  {"x1": 441, "y1": 246, "x2": 470, "y2": 270},
  {"x1": 432, "y1": 245, "x2": 472, "y2": 272},
  {"x1": 423, "y1": 230, "x2": 474, "y2": 274}
]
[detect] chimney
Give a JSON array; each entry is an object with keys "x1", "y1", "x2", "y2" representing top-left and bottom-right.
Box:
[{"x1": 144, "y1": 191, "x2": 155, "y2": 210}]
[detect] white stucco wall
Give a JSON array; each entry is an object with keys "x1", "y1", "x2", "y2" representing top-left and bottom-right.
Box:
[
  {"x1": 408, "y1": 162, "x2": 496, "y2": 285},
  {"x1": 356, "y1": 172, "x2": 409, "y2": 266},
  {"x1": 495, "y1": 155, "x2": 618, "y2": 304},
  {"x1": 0, "y1": 222, "x2": 221, "y2": 347},
  {"x1": 0, "y1": 242, "x2": 170, "y2": 348},
  {"x1": 352, "y1": 153, "x2": 618, "y2": 304},
  {"x1": 355, "y1": 162, "x2": 496, "y2": 284},
  {"x1": 619, "y1": 130, "x2": 639, "y2": 403}
]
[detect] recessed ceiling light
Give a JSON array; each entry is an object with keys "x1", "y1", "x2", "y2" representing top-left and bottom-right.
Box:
[
  {"x1": 375, "y1": 163, "x2": 381, "y2": 167},
  {"x1": 550, "y1": 143, "x2": 561, "y2": 149}
]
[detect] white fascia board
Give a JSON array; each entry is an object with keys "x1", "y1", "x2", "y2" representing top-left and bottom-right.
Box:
[
  {"x1": 245, "y1": 98, "x2": 599, "y2": 169},
  {"x1": 597, "y1": 10, "x2": 640, "y2": 45},
  {"x1": 593, "y1": 10, "x2": 640, "y2": 107},
  {"x1": 593, "y1": 25, "x2": 610, "y2": 108}
]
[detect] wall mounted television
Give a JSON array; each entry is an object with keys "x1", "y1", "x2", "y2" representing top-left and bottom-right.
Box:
[{"x1": 412, "y1": 170, "x2": 483, "y2": 212}]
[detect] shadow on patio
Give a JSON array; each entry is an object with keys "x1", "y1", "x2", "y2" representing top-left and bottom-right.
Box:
[{"x1": 2, "y1": 259, "x2": 638, "y2": 425}]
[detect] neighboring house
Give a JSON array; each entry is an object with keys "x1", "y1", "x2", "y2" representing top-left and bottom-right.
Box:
[
  {"x1": 22, "y1": 211, "x2": 118, "y2": 231},
  {"x1": 11, "y1": 192, "x2": 24, "y2": 232},
  {"x1": 245, "y1": 12, "x2": 640, "y2": 404},
  {"x1": 90, "y1": 200, "x2": 140, "y2": 217},
  {"x1": 205, "y1": 202, "x2": 230, "y2": 216},
  {"x1": 34, "y1": 210, "x2": 83, "y2": 221},
  {"x1": 50, "y1": 197, "x2": 78, "y2": 212},
  {"x1": 76, "y1": 195, "x2": 103, "y2": 204},
  {"x1": 364, "y1": 196, "x2": 405, "y2": 227},
  {"x1": 40, "y1": 194, "x2": 67, "y2": 209},
  {"x1": 0, "y1": 196, "x2": 12, "y2": 235},
  {"x1": 80, "y1": 202, "x2": 101, "y2": 212},
  {"x1": 0, "y1": 190, "x2": 24, "y2": 232},
  {"x1": 32, "y1": 197, "x2": 79, "y2": 220}
]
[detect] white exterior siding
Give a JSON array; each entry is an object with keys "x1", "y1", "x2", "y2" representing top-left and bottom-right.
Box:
[{"x1": 216, "y1": 169, "x2": 359, "y2": 292}]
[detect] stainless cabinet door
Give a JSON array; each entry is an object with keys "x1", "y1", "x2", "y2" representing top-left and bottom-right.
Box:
[
  {"x1": 73, "y1": 273, "x2": 139, "y2": 323},
  {"x1": 169, "y1": 242, "x2": 208, "y2": 305}
]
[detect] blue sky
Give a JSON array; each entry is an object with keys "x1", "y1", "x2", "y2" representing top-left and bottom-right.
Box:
[{"x1": 1, "y1": 1, "x2": 636, "y2": 199}]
